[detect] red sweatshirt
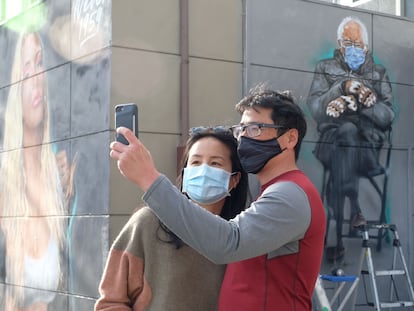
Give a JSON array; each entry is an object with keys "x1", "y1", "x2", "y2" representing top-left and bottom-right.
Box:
[{"x1": 218, "y1": 171, "x2": 326, "y2": 311}]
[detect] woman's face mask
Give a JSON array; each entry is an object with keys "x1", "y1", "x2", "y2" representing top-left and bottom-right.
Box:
[
  {"x1": 182, "y1": 163, "x2": 231, "y2": 204},
  {"x1": 344, "y1": 46, "x2": 366, "y2": 71}
]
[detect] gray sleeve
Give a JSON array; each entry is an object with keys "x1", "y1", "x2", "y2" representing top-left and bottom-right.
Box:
[{"x1": 143, "y1": 175, "x2": 311, "y2": 264}]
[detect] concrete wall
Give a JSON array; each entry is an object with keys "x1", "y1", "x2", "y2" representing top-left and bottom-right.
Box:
[
  {"x1": 1, "y1": 0, "x2": 413, "y2": 310},
  {"x1": 110, "y1": 0, "x2": 244, "y2": 241}
]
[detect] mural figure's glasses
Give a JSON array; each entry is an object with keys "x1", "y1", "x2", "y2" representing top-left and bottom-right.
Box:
[{"x1": 340, "y1": 39, "x2": 365, "y2": 49}]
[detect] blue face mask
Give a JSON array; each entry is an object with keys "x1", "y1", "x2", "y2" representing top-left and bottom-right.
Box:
[
  {"x1": 182, "y1": 164, "x2": 231, "y2": 204},
  {"x1": 344, "y1": 46, "x2": 365, "y2": 71}
]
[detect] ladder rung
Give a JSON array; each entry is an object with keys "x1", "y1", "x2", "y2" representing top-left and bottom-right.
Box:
[
  {"x1": 376, "y1": 270, "x2": 406, "y2": 276},
  {"x1": 380, "y1": 301, "x2": 414, "y2": 308}
]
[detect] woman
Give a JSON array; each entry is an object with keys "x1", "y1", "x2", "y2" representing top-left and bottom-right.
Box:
[
  {"x1": 0, "y1": 31, "x2": 75, "y2": 311},
  {"x1": 95, "y1": 127, "x2": 248, "y2": 311}
]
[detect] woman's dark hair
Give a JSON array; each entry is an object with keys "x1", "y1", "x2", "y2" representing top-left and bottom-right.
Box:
[{"x1": 158, "y1": 127, "x2": 248, "y2": 249}]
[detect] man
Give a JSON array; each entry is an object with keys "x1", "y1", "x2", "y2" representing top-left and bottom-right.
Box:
[
  {"x1": 307, "y1": 16, "x2": 394, "y2": 261},
  {"x1": 110, "y1": 86, "x2": 326, "y2": 310}
]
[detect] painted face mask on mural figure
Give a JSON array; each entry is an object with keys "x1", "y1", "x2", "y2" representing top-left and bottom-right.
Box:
[
  {"x1": 182, "y1": 163, "x2": 231, "y2": 204},
  {"x1": 344, "y1": 46, "x2": 366, "y2": 71},
  {"x1": 237, "y1": 135, "x2": 286, "y2": 174}
]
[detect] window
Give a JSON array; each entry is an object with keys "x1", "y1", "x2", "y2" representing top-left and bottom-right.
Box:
[{"x1": 315, "y1": 0, "x2": 404, "y2": 17}]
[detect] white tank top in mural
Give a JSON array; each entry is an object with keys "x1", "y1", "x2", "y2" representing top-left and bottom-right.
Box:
[{"x1": 23, "y1": 236, "x2": 59, "y2": 307}]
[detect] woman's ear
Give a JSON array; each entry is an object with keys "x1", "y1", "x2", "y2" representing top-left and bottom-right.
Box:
[{"x1": 229, "y1": 172, "x2": 241, "y2": 191}]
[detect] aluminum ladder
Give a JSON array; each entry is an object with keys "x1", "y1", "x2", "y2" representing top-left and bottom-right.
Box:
[{"x1": 358, "y1": 223, "x2": 414, "y2": 310}]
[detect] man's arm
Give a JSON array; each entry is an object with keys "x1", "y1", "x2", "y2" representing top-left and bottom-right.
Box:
[
  {"x1": 109, "y1": 128, "x2": 310, "y2": 263},
  {"x1": 143, "y1": 175, "x2": 311, "y2": 264}
]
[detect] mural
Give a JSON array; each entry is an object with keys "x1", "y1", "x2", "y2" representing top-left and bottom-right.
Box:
[
  {"x1": 0, "y1": 1, "x2": 111, "y2": 310},
  {"x1": 0, "y1": 30, "x2": 74, "y2": 310},
  {"x1": 307, "y1": 16, "x2": 395, "y2": 262}
]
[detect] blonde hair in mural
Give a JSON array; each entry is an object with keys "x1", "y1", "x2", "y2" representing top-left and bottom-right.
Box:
[{"x1": 0, "y1": 31, "x2": 66, "y2": 309}]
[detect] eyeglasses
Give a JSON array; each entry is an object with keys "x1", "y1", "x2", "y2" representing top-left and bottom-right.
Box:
[
  {"x1": 340, "y1": 39, "x2": 365, "y2": 49},
  {"x1": 189, "y1": 126, "x2": 232, "y2": 136},
  {"x1": 230, "y1": 123, "x2": 285, "y2": 139}
]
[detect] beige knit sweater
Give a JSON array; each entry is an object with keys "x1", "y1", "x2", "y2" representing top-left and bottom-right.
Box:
[{"x1": 95, "y1": 206, "x2": 225, "y2": 311}]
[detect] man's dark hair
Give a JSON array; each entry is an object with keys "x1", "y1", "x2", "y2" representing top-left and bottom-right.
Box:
[{"x1": 236, "y1": 84, "x2": 307, "y2": 160}]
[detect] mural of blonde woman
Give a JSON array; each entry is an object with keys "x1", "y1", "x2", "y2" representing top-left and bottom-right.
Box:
[{"x1": 0, "y1": 31, "x2": 75, "y2": 310}]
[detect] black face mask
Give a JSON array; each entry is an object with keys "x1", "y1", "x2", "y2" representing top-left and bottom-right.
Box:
[{"x1": 237, "y1": 136, "x2": 285, "y2": 174}]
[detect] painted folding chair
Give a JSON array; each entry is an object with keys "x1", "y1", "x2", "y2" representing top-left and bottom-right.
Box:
[{"x1": 314, "y1": 272, "x2": 359, "y2": 311}]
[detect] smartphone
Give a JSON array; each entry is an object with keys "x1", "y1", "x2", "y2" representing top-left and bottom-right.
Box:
[{"x1": 115, "y1": 103, "x2": 138, "y2": 145}]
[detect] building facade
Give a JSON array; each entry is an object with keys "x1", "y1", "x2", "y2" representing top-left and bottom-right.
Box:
[{"x1": 0, "y1": 0, "x2": 413, "y2": 309}]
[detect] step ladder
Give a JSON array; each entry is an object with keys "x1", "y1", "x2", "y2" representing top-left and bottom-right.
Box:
[{"x1": 358, "y1": 223, "x2": 414, "y2": 310}]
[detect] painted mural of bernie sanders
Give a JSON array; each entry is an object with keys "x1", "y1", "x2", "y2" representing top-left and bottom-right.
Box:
[{"x1": 307, "y1": 16, "x2": 394, "y2": 261}]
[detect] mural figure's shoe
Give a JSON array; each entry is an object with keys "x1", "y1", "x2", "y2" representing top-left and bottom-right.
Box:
[
  {"x1": 326, "y1": 246, "x2": 345, "y2": 262},
  {"x1": 351, "y1": 212, "x2": 367, "y2": 228}
]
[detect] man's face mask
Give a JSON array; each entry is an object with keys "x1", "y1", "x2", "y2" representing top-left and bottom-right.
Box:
[
  {"x1": 182, "y1": 163, "x2": 231, "y2": 204},
  {"x1": 237, "y1": 135, "x2": 286, "y2": 174},
  {"x1": 344, "y1": 46, "x2": 365, "y2": 71}
]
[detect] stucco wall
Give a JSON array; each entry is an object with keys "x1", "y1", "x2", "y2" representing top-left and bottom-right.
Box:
[
  {"x1": 1, "y1": 0, "x2": 413, "y2": 310},
  {"x1": 109, "y1": 0, "x2": 244, "y2": 240}
]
